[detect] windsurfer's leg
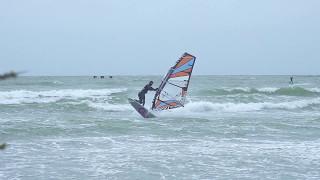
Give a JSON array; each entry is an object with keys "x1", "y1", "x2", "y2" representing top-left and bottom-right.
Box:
[
  {"x1": 138, "y1": 92, "x2": 142, "y2": 104},
  {"x1": 141, "y1": 94, "x2": 146, "y2": 106}
]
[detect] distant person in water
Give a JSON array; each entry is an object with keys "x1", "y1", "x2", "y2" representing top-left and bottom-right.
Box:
[
  {"x1": 290, "y1": 76, "x2": 294, "y2": 84},
  {"x1": 138, "y1": 81, "x2": 158, "y2": 106}
]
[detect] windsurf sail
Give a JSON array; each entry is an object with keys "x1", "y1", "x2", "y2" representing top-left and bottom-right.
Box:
[{"x1": 151, "y1": 53, "x2": 196, "y2": 111}]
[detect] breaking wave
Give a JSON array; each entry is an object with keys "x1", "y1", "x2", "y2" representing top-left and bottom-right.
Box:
[
  {"x1": 199, "y1": 87, "x2": 320, "y2": 96},
  {"x1": 82, "y1": 101, "x2": 132, "y2": 112},
  {"x1": 0, "y1": 88, "x2": 127, "y2": 105},
  {"x1": 172, "y1": 98, "x2": 320, "y2": 113}
]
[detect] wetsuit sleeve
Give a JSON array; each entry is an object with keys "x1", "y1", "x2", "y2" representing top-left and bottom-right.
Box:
[{"x1": 148, "y1": 86, "x2": 157, "y2": 91}]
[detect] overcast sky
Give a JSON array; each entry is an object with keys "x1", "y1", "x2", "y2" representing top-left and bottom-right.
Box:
[{"x1": 0, "y1": 0, "x2": 319, "y2": 75}]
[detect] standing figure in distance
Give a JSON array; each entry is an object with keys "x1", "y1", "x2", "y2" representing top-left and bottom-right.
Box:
[{"x1": 290, "y1": 76, "x2": 294, "y2": 84}]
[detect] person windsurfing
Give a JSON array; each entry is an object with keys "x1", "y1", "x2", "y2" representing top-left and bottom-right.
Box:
[{"x1": 138, "y1": 81, "x2": 158, "y2": 106}]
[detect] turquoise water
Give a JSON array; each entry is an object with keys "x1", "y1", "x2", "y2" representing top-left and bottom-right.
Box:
[{"x1": 1, "y1": 76, "x2": 320, "y2": 179}]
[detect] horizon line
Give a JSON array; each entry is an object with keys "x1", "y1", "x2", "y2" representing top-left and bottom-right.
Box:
[{"x1": 19, "y1": 74, "x2": 320, "y2": 77}]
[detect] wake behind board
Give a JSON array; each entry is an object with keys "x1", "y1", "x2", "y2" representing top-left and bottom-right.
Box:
[{"x1": 128, "y1": 98, "x2": 156, "y2": 118}]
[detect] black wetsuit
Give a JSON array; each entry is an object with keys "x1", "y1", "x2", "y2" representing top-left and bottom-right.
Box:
[{"x1": 138, "y1": 84, "x2": 157, "y2": 106}]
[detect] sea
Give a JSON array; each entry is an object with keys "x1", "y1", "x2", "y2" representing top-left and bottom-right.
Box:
[{"x1": 1, "y1": 76, "x2": 320, "y2": 180}]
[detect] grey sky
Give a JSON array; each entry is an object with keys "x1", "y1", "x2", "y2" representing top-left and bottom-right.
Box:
[{"x1": 0, "y1": 0, "x2": 319, "y2": 75}]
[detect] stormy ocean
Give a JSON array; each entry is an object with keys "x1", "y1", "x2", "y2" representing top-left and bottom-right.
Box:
[{"x1": 1, "y1": 76, "x2": 320, "y2": 179}]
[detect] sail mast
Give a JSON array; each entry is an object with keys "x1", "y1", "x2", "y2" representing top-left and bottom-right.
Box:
[{"x1": 151, "y1": 67, "x2": 174, "y2": 110}]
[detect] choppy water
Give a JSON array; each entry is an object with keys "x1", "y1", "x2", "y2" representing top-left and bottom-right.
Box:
[{"x1": 1, "y1": 76, "x2": 320, "y2": 179}]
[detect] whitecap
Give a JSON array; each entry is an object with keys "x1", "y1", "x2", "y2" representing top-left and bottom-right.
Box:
[
  {"x1": 0, "y1": 88, "x2": 127, "y2": 105},
  {"x1": 85, "y1": 101, "x2": 132, "y2": 112},
  {"x1": 165, "y1": 98, "x2": 320, "y2": 114}
]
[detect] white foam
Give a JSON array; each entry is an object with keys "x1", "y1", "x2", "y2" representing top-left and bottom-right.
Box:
[
  {"x1": 221, "y1": 87, "x2": 320, "y2": 94},
  {"x1": 168, "y1": 98, "x2": 320, "y2": 113},
  {"x1": 224, "y1": 87, "x2": 251, "y2": 92},
  {"x1": 222, "y1": 87, "x2": 280, "y2": 93},
  {"x1": 0, "y1": 88, "x2": 127, "y2": 105},
  {"x1": 86, "y1": 101, "x2": 132, "y2": 112},
  {"x1": 307, "y1": 88, "x2": 320, "y2": 93},
  {"x1": 257, "y1": 87, "x2": 279, "y2": 93}
]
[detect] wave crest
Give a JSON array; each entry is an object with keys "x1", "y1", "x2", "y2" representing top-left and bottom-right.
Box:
[
  {"x1": 199, "y1": 87, "x2": 320, "y2": 96},
  {"x1": 0, "y1": 88, "x2": 127, "y2": 105},
  {"x1": 174, "y1": 98, "x2": 320, "y2": 113}
]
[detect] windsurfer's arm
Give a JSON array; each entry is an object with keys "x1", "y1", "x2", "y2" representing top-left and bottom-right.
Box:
[{"x1": 148, "y1": 86, "x2": 158, "y2": 91}]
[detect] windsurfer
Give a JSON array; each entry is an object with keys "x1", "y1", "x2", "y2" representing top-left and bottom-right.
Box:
[
  {"x1": 290, "y1": 76, "x2": 294, "y2": 84},
  {"x1": 138, "y1": 81, "x2": 158, "y2": 106}
]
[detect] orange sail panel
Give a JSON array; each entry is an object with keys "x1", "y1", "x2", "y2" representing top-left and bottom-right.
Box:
[{"x1": 176, "y1": 55, "x2": 194, "y2": 68}]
